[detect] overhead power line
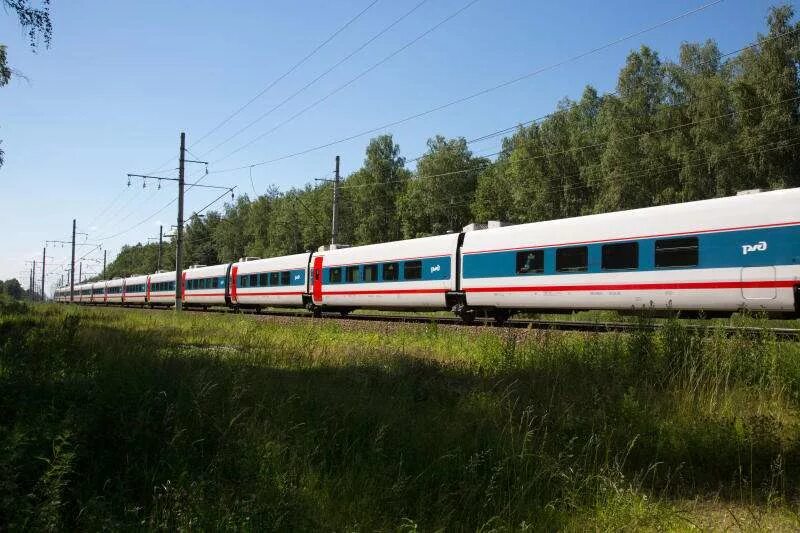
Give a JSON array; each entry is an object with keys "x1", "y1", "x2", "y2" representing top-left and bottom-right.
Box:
[
  {"x1": 210, "y1": 0, "x2": 484, "y2": 165},
  {"x1": 336, "y1": 95, "x2": 800, "y2": 190},
  {"x1": 448, "y1": 26, "x2": 800, "y2": 153},
  {"x1": 208, "y1": 0, "x2": 724, "y2": 175},
  {"x1": 199, "y1": 0, "x2": 431, "y2": 158},
  {"x1": 190, "y1": 0, "x2": 380, "y2": 150}
]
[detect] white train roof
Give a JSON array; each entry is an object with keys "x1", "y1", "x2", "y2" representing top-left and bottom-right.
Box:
[
  {"x1": 149, "y1": 271, "x2": 176, "y2": 282},
  {"x1": 183, "y1": 263, "x2": 229, "y2": 278},
  {"x1": 314, "y1": 233, "x2": 460, "y2": 267},
  {"x1": 234, "y1": 253, "x2": 310, "y2": 274},
  {"x1": 124, "y1": 274, "x2": 148, "y2": 285},
  {"x1": 461, "y1": 187, "x2": 800, "y2": 253}
]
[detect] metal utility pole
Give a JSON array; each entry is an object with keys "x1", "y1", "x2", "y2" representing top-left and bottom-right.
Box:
[
  {"x1": 124, "y1": 133, "x2": 223, "y2": 312},
  {"x1": 70, "y1": 218, "x2": 76, "y2": 302},
  {"x1": 331, "y1": 155, "x2": 340, "y2": 246},
  {"x1": 103, "y1": 249, "x2": 107, "y2": 279},
  {"x1": 175, "y1": 132, "x2": 186, "y2": 312},
  {"x1": 41, "y1": 247, "x2": 46, "y2": 301},
  {"x1": 157, "y1": 225, "x2": 163, "y2": 271},
  {"x1": 28, "y1": 263, "x2": 33, "y2": 300}
]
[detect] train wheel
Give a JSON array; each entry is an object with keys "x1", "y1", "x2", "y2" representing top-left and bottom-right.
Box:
[
  {"x1": 459, "y1": 308, "x2": 476, "y2": 325},
  {"x1": 494, "y1": 309, "x2": 511, "y2": 326},
  {"x1": 312, "y1": 307, "x2": 322, "y2": 318}
]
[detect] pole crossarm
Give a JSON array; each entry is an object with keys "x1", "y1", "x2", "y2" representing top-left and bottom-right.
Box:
[{"x1": 128, "y1": 173, "x2": 180, "y2": 182}]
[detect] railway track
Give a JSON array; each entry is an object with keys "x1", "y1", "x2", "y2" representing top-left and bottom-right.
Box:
[{"x1": 103, "y1": 304, "x2": 800, "y2": 340}]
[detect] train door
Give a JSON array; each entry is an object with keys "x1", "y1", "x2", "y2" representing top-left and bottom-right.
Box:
[
  {"x1": 312, "y1": 256, "x2": 323, "y2": 304},
  {"x1": 146, "y1": 277, "x2": 151, "y2": 304},
  {"x1": 229, "y1": 265, "x2": 238, "y2": 305},
  {"x1": 181, "y1": 272, "x2": 187, "y2": 304},
  {"x1": 741, "y1": 266, "x2": 777, "y2": 300}
]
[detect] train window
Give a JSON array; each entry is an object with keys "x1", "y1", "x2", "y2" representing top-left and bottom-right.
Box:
[
  {"x1": 329, "y1": 267, "x2": 342, "y2": 283},
  {"x1": 404, "y1": 260, "x2": 422, "y2": 281},
  {"x1": 382, "y1": 262, "x2": 399, "y2": 281},
  {"x1": 238, "y1": 275, "x2": 248, "y2": 288},
  {"x1": 364, "y1": 264, "x2": 378, "y2": 282},
  {"x1": 249, "y1": 274, "x2": 258, "y2": 287},
  {"x1": 259, "y1": 273, "x2": 268, "y2": 287},
  {"x1": 269, "y1": 272, "x2": 280, "y2": 286},
  {"x1": 281, "y1": 271, "x2": 291, "y2": 285},
  {"x1": 346, "y1": 266, "x2": 360, "y2": 283},
  {"x1": 602, "y1": 242, "x2": 639, "y2": 270},
  {"x1": 219, "y1": 277, "x2": 226, "y2": 288},
  {"x1": 516, "y1": 250, "x2": 544, "y2": 274},
  {"x1": 655, "y1": 237, "x2": 698, "y2": 268},
  {"x1": 212, "y1": 277, "x2": 219, "y2": 289},
  {"x1": 556, "y1": 246, "x2": 588, "y2": 272}
]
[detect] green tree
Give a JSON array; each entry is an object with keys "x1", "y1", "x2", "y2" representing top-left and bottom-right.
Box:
[
  {"x1": 398, "y1": 136, "x2": 488, "y2": 237},
  {"x1": 1, "y1": 0, "x2": 53, "y2": 167},
  {"x1": 595, "y1": 46, "x2": 673, "y2": 211},
  {"x1": 341, "y1": 135, "x2": 409, "y2": 244},
  {"x1": 730, "y1": 5, "x2": 800, "y2": 191},
  {"x1": 3, "y1": 278, "x2": 24, "y2": 299}
]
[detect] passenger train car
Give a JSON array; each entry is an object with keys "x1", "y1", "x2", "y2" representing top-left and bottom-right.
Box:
[{"x1": 56, "y1": 188, "x2": 800, "y2": 322}]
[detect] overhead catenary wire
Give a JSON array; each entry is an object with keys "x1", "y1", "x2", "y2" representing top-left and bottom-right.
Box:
[
  {"x1": 94, "y1": 169, "x2": 205, "y2": 242},
  {"x1": 210, "y1": 0, "x2": 484, "y2": 166},
  {"x1": 335, "y1": 95, "x2": 800, "y2": 190},
  {"x1": 189, "y1": 0, "x2": 380, "y2": 150},
  {"x1": 447, "y1": 25, "x2": 800, "y2": 153},
  {"x1": 199, "y1": 0, "x2": 431, "y2": 158},
  {"x1": 119, "y1": 1, "x2": 380, "y2": 179},
  {"x1": 208, "y1": 0, "x2": 725, "y2": 175}
]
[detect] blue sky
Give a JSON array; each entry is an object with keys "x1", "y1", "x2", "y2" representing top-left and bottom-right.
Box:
[{"x1": 0, "y1": 0, "x2": 791, "y2": 289}]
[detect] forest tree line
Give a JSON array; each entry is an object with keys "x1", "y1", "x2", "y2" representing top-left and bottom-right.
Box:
[{"x1": 99, "y1": 6, "x2": 800, "y2": 281}]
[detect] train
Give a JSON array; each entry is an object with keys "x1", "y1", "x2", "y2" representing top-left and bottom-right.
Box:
[{"x1": 55, "y1": 187, "x2": 800, "y2": 323}]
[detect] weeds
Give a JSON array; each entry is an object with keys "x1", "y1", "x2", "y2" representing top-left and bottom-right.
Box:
[{"x1": 1, "y1": 304, "x2": 799, "y2": 529}]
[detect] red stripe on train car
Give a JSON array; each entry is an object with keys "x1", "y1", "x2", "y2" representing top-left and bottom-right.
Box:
[
  {"x1": 322, "y1": 288, "x2": 448, "y2": 296},
  {"x1": 463, "y1": 280, "x2": 797, "y2": 293},
  {"x1": 235, "y1": 291, "x2": 304, "y2": 296}
]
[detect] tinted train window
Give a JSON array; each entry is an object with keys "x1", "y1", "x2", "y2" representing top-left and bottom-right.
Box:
[
  {"x1": 249, "y1": 274, "x2": 258, "y2": 287},
  {"x1": 329, "y1": 267, "x2": 342, "y2": 283},
  {"x1": 556, "y1": 246, "x2": 588, "y2": 272},
  {"x1": 269, "y1": 272, "x2": 280, "y2": 286},
  {"x1": 346, "y1": 266, "x2": 360, "y2": 283},
  {"x1": 281, "y1": 271, "x2": 291, "y2": 285},
  {"x1": 382, "y1": 262, "x2": 399, "y2": 281},
  {"x1": 404, "y1": 260, "x2": 422, "y2": 280},
  {"x1": 516, "y1": 250, "x2": 544, "y2": 274},
  {"x1": 364, "y1": 264, "x2": 378, "y2": 282},
  {"x1": 655, "y1": 237, "x2": 698, "y2": 268},
  {"x1": 259, "y1": 273, "x2": 268, "y2": 287},
  {"x1": 602, "y1": 242, "x2": 639, "y2": 270},
  {"x1": 212, "y1": 277, "x2": 219, "y2": 289},
  {"x1": 239, "y1": 275, "x2": 248, "y2": 288}
]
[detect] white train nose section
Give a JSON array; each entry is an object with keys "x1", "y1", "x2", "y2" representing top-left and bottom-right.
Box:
[{"x1": 741, "y1": 266, "x2": 777, "y2": 300}]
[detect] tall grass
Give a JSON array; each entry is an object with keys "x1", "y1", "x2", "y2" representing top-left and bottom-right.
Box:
[{"x1": 1, "y1": 302, "x2": 799, "y2": 529}]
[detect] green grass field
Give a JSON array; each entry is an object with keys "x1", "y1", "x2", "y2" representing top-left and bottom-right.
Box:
[{"x1": 2, "y1": 300, "x2": 800, "y2": 530}]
